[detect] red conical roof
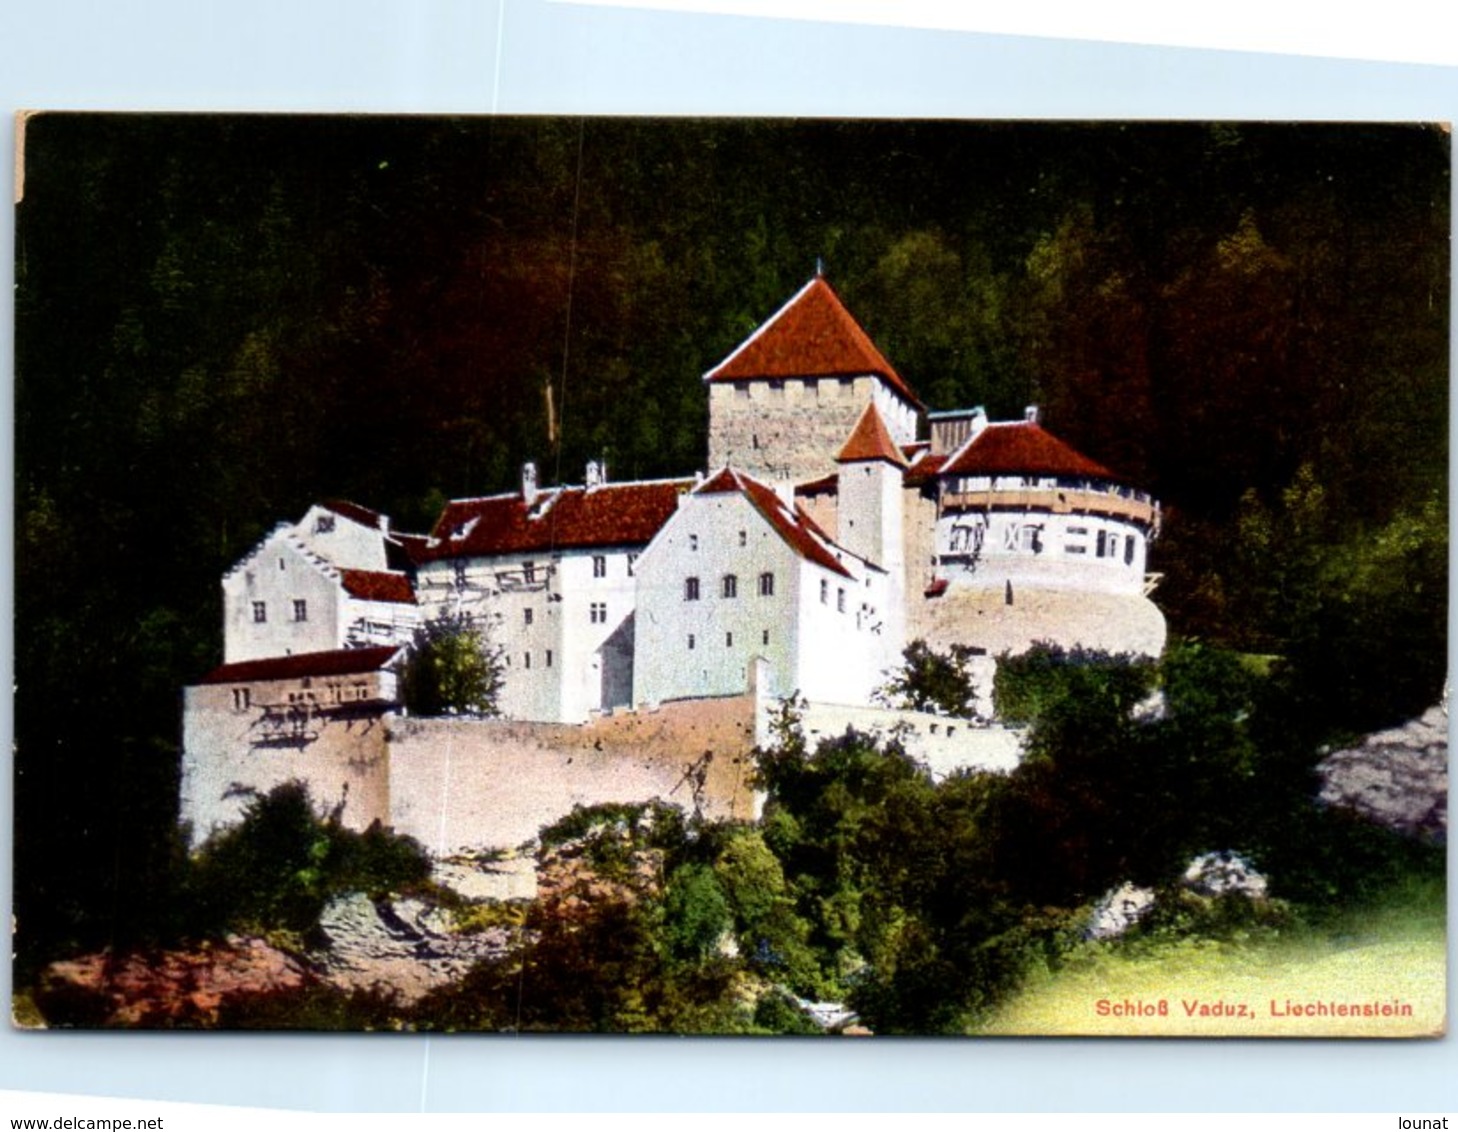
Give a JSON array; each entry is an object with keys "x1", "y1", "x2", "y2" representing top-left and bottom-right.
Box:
[
  {"x1": 704, "y1": 276, "x2": 921, "y2": 407},
  {"x1": 836, "y1": 402, "x2": 908, "y2": 467}
]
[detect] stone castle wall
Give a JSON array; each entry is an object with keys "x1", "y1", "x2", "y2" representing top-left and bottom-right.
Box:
[
  {"x1": 386, "y1": 692, "x2": 767, "y2": 855},
  {"x1": 181, "y1": 682, "x2": 393, "y2": 846},
  {"x1": 708, "y1": 376, "x2": 905, "y2": 484}
]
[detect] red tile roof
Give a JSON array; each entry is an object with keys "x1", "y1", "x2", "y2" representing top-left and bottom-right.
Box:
[
  {"x1": 836, "y1": 402, "x2": 908, "y2": 467},
  {"x1": 794, "y1": 472, "x2": 839, "y2": 498},
  {"x1": 703, "y1": 277, "x2": 922, "y2": 408},
  {"x1": 322, "y1": 499, "x2": 385, "y2": 529},
  {"x1": 198, "y1": 645, "x2": 402, "y2": 686},
  {"x1": 339, "y1": 569, "x2": 416, "y2": 604},
  {"x1": 939, "y1": 422, "x2": 1119, "y2": 482},
  {"x1": 697, "y1": 467, "x2": 852, "y2": 578},
  {"x1": 903, "y1": 450, "x2": 947, "y2": 488},
  {"x1": 416, "y1": 479, "x2": 694, "y2": 563}
]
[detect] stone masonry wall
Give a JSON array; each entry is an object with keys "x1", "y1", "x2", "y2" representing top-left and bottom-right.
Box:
[
  {"x1": 799, "y1": 699, "x2": 1023, "y2": 780},
  {"x1": 387, "y1": 692, "x2": 766, "y2": 855},
  {"x1": 709, "y1": 377, "x2": 882, "y2": 484},
  {"x1": 180, "y1": 683, "x2": 392, "y2": 847}
]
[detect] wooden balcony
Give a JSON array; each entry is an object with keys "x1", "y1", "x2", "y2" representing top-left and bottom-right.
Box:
[{"x1": 941, "y1": 486, "x2": 1159, "y2": 528}]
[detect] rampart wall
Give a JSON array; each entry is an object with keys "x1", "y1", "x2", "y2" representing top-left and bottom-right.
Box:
[
  {"x1": 386, "y1": 691, "x2": 766, "y2": 855},
  {"x1": 798, "y1": 700, "x2": 1023, "y2": 779}
]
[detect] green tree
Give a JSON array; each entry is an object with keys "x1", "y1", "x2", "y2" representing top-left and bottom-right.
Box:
[
  {"x1": 878, "y1": 639, "x2": 986, "y2": 719},
  {"x1": 400, "y1": 612, "x2": 504, "y2": 717}
]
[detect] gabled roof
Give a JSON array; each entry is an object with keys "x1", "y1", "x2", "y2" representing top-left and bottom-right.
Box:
[
  {"x1": 322, "y1": 499, "x2": 386, "y2": 529},
  {"x1": 197, "y1": 645, "x2": 403, "y2": 686},
  {"x1": 836, "y1": 402, "x2": 908, "y2": 467},
  {"x1": 339, "y1": 569, "x2": 416, "y2": 605},
  {"x1": 703, "y1": 276, "x2": 922, "y2": 408},
  {"x1": 696, "y1": 467, "x2": 853, "y2": 578},
  {"x1": 903, "y1": 450, "x2": 947, "y2": 488},
  {"x1": 939, "y1": 422, "x2": 1119, "y2": 482},
  {"x1": 416, "y1": 478, "x2": 695, "y2": 563}
]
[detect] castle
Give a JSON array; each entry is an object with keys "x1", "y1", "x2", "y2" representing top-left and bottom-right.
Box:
[{"x1": 180, "y1": 275, "x2": 1165, "y2": 852}]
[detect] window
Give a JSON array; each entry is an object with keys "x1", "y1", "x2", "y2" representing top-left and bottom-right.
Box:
[
  {"x1": 685, "y1": 576, "x2": 700, "y2": 601},
  {"x1": 252, "y1": 601, "x2": 267, "y2": 624},
  {"x1": 314, "y1": 515, "x2": 335, "y2": 534},
  {"x1": 523, "y1": 561, "x2": 537, "y2": 583},
  {"x1": 1096, "y1": 531, "x2": 1108, "y2": 558},
  {"x1": 820, "y1": 579, "x2": 828, "y2": 604},
  {"x1": 759, "y1": 571, "x2": 775, "y2": 597},
  {"x1": 726, "y1": 631, "x2": 734, "y2": 647},
  {"x1": 837, "y1": 588, "x2": 846, "y2": 613},
  {"x1": 524, "y1": 652, "x2": 532, "y2": 670},
  {"x1": 689, "y1": 534, "x2": 699, "y2": 552},
  {"x1": 688, "y1": 633, "x2": 696, "y2": 650},
  {"x1": 454, "y1": 562, "x2": 468, "y2": 588},
  {"x1": 590, "y1": 601, "x2": 607, "y2": 624},
  {"x1": 546, "y1": 650, "x2": 553, "y2": 668},
  {"x1": 593, "y1": 555, "x2": 607, "y2": 578},
  {"x1": 738, "y1": 529, "x2": 747, "y2": 547},
  {"x1": 762, "y1": 629, "x2": 770, "y2": 646},
  {"x1": 293, "y1": 599, "x2": 308, "y2": 623},
  {"x1": 627, "y1": 553, "x2": 638, "y2": 577},
  {"x1": 524, "y1": 607, "x2": 534, "y2": 625},
  {"x1": 232, "y1": 687, "x2": 251, "y2": 711},
  {"x1": 278, "y1": 558, "x2": 286, "y2": 571},
  {"x1": 722, "y1": 574, "x2": 738, "y2": 599},
  {"x1": 1125, "y1": 536, "x2": 1136, "y2": 565}
]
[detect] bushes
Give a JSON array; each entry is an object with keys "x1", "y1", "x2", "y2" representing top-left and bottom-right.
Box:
[{"x1": 184, "y1": 781, "x2": 431, "y2": 938}]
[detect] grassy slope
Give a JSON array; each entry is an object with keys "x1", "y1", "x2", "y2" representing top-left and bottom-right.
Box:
[{"x1": 978, "y1": 877, "x2": 1447, "y2": 1038}]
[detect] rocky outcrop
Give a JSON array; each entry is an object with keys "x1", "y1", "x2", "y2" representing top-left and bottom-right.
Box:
[
  {"x1": 1317, "y1": 704, "x2": 1448, "y2": 840},
  {"x1": 1086, "y1": 882, "x2": 1157, "y2": 940},
  {"x1": 1182, "y1": 851, "x2": 1268, "y2": 899},
  {"x1": 37, "y1": 936, "x2": 311, "y2": 1026},
  {"x1": 312, "y1": 893, "x2": 513, "y2": 1002}
]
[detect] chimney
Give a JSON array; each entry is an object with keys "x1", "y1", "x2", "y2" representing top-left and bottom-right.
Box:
[
  {"x1": 1024, "y1": 404, "x2": 1041, "y2": 425},
  {"x1": 585, "y1": 459, "x2": 603, "y2": 489},
  {"x1": 969, "y1": 406, "x2": 989, "y2": 437},
  {"x1": 521, "y1": 461, "x2": 538, "y2": 506}
]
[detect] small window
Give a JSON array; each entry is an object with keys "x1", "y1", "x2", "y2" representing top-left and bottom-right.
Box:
[
  {"x1": 278, "y1": 558, "x2": 286, "y2": 571},
  {"x1": 523, "y1": 561, "x2": 537, "y2": 583},
  {"x1": 252, "y1": 601, "x2": 267, "y2": 624},
  {"x1": 688, "y1": 633, "x2": 696, "y2": 651},
  {"x1": 524, "y1": 607, "x2": 534, "y2": 625},
  {"x1": 685, "y1": 576, "x2": 701, "y2": 601},
  {"x1": 1096, "y1": 531, "x2": 1108, "y2": 558},
  {"x1": 314, "y1": 515, "x2": 335, "y2": 534},
  {"x1": 232, "y1": 687, "x2": 251, "y2": 711},
  {"x1": 524, "y1": 652, "x2": 531, "y2": 670},
  {"x1": 726, "y1": 631, "x2": 734, "y2": 647},
  {"x1": 546, "y1": 649, "x2": 553, "y2": 668},
  {"x1": 722, "y1": 574, "x2": 738, "y2": 599},
  {"x1": 759, "y1": 572, "x2": 774, "y2": 597},
  {"x1": 689, "y1": 534, "x2": 699, "y2": 552},
  {"x1": 293, "y1": 599, "x2": 308, "y2": 623},
  {"x1": 590, "y1": 601, "x2": 607, "y2": 624},
  {"x1": 592, "y1": 555, "x2": 606, "y2": 578},
  {"x1": 1125, "y1": 536, "x2": 1136, "y2": 566},
  {"x1": 454, "y1": 562, "x2": 468, "y2": 588},
  {"x1": 762, "y1": 629, "x2": 770, "y2": 646},
  {"x1": 627, "y1": 552, "x2": 638, "y2": 577},
  {"x1": 837, "y1": 588, "x2": 846, "y2": 613},
  {"x1": 738, "y1": 529, "x2": 747, "y2": 547},
  {"x1": 820, "y1": 579, "x2": 828, "y2": 604}
]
